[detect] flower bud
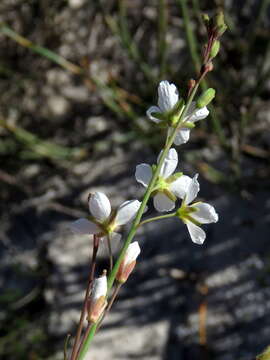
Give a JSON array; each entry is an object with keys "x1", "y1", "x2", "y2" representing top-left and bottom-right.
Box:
[
  {"x1": 214, "y1": 11, "x2": 227, "y2": 37},
  {"x1": 202, "y1": 13, "x2": 210, "y2": 25},
  {"x1": 210, "y1": 40, "x2": 220, "y2": 59},
  {"x1": 88, "y1": 273, "x2": 107, "y2": 323},
  {"x1": 196, "y1": 88, "x2": 216, "y2": 108},
  {"x1": 116, "y1": 242, "x2": 141, "y2": 283}
]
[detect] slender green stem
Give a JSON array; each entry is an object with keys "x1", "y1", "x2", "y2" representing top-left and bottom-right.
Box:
[
  {"x1": 78, "y1": 78, "x2": 202, "y2": 360},
  {"x1": 138, "y1": 212, "x2": 176, "y2": 227}
]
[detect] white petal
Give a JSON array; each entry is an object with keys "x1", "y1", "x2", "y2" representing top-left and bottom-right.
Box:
[
  {"x1": 92, "y1": 274, "x2": 107, "y2": 302},
  {"x1": 157, "y1": 80, "x2": 179, "y2": 112},
  {"x1": 115, "y1": 200, "x2": 141, "y2": 225},
  {"x1": 169, "y1": 175, "x2": 192, "y2": 199},
  {"x1": 153, "y1": 192, "x2": 175, "y2": 212},
  {"x1": 89, "y1": 192, "x2": 111, "y2": 222},
  {"x1": 135, "y1": 163, "x2": 152, "y2": 187},
  {"x1": 189, "y1": 105, "x2": 209, "y2": 123},
  {"x1": 173, "y1": 128, "x2": 190, "y2": 145},
  {"x1": 191, "y1": 202, "x2": 218, "y2": 224},
  {"x1": 110, "y1": 231, "x2": 122, "y2": 243},
  {"x1": 105, "y1": 232, "x2": 122, "y2": 253},
  {"x1": 186, "y1": 221, "x2": 206, "y2": 245},
  {"x1": 69, "y1": 218, "x2": 100, "y2": 234},
  {"x1": 146, "y1": 106, "x2": 163, "y2": 123},
  {"x1": 158, "y1": 148, "x2": 178, "y2": 178},
  {"x1": 185, "y1": 174, "x2": 200, "y2": 205},
  {"x1": 123, "y1": 241, "x2": 141, "y2": 266}
]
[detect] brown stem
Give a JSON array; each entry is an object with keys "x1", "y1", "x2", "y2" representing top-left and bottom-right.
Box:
[
  {"x1": 70, "y1": 235, "x2": 99, "y2": 360},
  {"x1": 76, "y1": 323, "x2": 93, "y2": 358}
]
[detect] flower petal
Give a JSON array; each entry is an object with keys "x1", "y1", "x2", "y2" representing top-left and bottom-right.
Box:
[
  {"x1": 153, "y1": 192, "x2": 175, "y2": 212},
  {"x1": 191, "y1": 202, "x2": 218, "y2": 224},
  {"x1": 115, "y1": 200, "x2": 141, "y2": 225},
  {"x1": 185, "y1": 174, "x2": 200, "y2": 205},
  {"x1": 135, "y1": 163, "x2": 152, "y2": 187},
  {"x1": 188, "y1": 103, "x2": 209, "y2": 123},
  {"x1": 146, "y1": 106, "x2": 163, "y2": 123},
  {"x1": 70, "y1": 218, "x2": 100, "y2": 234},
  {"x1": 157, "y1": 80, "x2": 179, "y2": 112},
  {"x1": 158, "y1": 148, "x2": 178, "y2": 178},
  {"x1": 89, "y1": 192, "x2": 111, "y2": 222},
  {"x1": 169, "y1": 175, "x2": 192, "y2": 199},
  {"x1": 186, "y1": 221, "x2": 206, "y2": 245},
  {"x1": 173, "y1": 128, "x2": 190, "y2": 145}
]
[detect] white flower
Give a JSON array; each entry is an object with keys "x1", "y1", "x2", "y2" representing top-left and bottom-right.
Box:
[
  {"x1": 70, "y1": 192, "x2": 141, "y2": 242},
  {"x1": 146, "y1": 81, "x2": 209, "y2": 145},
  {"x1": 169, "y1": 102, "x2": 209, "y2": 145},
  {"x1": 177, "y1": 174, "x2": 218, "y2": 245},
  {"x1": 146, "y1": 80, "x2": 179, "y2": 123},
  {"x1": 116, "y1": 241, "x2": 141, "y2": 283},
  {"x1": 135, "y1": 148, "x2": 192, "y2": 212}
]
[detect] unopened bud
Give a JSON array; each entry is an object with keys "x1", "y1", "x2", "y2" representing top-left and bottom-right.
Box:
[
  {"x1": 88, "y1": 273, "x2": 107, "y2": 323},
  {"x1": 196, "y1": 88, "x2": 216, "y2": 108},
  {"x1": 214, "y1": 11, "x2": 227, "y2": 37},
  {"x1": 202, "y1": 13, "x2": 210, "y2": 24},
  {"x1": 116, "y1": 242, "x2": 140, "y2": 283},
  {"x1": 210, "y1": 40, "x2": 220, "y2": 58}
]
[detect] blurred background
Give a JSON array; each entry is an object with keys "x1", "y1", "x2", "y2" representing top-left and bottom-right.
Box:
[{"x1": 0, "y1": 0, "x2": 270, "y2": 359}]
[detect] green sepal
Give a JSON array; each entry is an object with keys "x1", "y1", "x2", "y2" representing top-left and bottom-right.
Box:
[
  {"x1": 196, "y1": 88, "x2": 216, "y2": 108},
  {"x1": 163, "y1": 189, "x2": 177, "y2": 202},
  {"x1": 151, "y1": 112, "x2": 166, "y2": 121},
  {"x1": 167, "y1": 172, "x2": 183, "y2": 184},
  {"x1": 168, "y1": 99, "x2": 185, "y2": 127},
  {"x1": 176, "y1": 206, "x2": 200, "y2": 226},
  {"x1": 182, "y1": 121, "x2": 195, "y2": 129}
]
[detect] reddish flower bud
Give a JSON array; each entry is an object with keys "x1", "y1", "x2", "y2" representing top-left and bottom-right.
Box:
[
  {"x1": 116, "y1": 242, "x2": 141, "y2": 284},
  {"x1": 88, "y1": 273, "x2": 107, "y2": 323}
]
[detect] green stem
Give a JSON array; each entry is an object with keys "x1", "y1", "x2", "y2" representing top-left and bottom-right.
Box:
[
  {"x1": 78, "y1": 80, "x2": 202, "y2": 360},
  {"x1": 138, "y1": 212, "x2": 176, "y2": 227}
]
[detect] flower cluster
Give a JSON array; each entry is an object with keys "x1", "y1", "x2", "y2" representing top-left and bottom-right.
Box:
[{"x1": 70, "y1": 80, "x2": 218, "y2": 248}]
